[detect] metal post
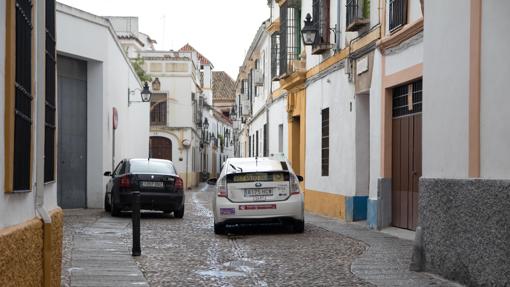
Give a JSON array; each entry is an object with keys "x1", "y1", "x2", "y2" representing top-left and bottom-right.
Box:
[{"x1": 131, "y1": 191, "x2": 141, "y2": 256}]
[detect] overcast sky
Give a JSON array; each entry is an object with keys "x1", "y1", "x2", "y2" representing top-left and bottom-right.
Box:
[{"x1": 58, "y1": 0, "x2": 270, "y2": 79}]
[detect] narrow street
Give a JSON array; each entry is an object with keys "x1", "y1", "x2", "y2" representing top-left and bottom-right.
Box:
[{"x1": 62, "y1": 184, "x2": 460, "y2": 287}]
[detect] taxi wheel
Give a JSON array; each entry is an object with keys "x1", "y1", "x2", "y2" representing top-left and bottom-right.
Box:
[
  {"x1": 293, "y1": 220, "x2": 305, "y2": 233},
  {"x1": 214, "y1": 223, "x2": 226, "y2": 235}
]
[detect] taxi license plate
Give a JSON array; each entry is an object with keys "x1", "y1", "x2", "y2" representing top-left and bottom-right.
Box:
[
  {"x1": 244, "y1": 188, "x2": 273, "y2": 197},
  {"x1": 140, "y1": 181, "x2": 164, "y2": 188}
]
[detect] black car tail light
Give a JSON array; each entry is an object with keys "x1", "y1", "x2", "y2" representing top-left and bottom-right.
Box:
[
  {"x1": 120, "y1": 175, "x2": 131, "y2": 188},
  {"x1": 175, "y1": 177, "x2": 183, "y2": 190}
]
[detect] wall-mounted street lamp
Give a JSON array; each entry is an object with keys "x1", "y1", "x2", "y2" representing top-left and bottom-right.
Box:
[
  {"x1": 301, "y1": 13, "x2": 338, "y2": 47},
  {"x1": 301, "y1": 13, "x2": 318, "y2": 46},
  {"x1": 128, "y1": 82, "x2": 152, "y2": 106}
]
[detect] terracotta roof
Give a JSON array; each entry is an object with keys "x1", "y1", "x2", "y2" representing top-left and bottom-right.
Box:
[
  {"x1": 179, "y1": 43, "x2": 213, "y2": 66},
  {"x1": 212, "y1": 71, "x2": 236, "y2": 102}
]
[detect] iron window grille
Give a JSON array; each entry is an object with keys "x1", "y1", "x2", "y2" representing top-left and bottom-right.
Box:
[
  {"x1": 392, "y1": 79, "x2": 422, "y2": 118},
  {"x1": 263, "y1": 124, "x2": 269, "y2": 157},
  {"x1": 279, "y1": 0, "x2": 301, "y2": 77},
  {"x1": 150, "y1": 101, "x2": 167, "y2": 125},
  {"x1": 271, "y1": 32, "x2": 280, "y2": 80},
  {"x1": 45, "y1": 0, "x2": 56, "y2": 182},
  {"x1": 312, "y1": 0, "x2": 331, "y2": 54},
  {"x1": 12, "y1": 0, "x2": 34, "y2": 191},
  {"x1": 346, "y1": 0, "x2": 370, "y2": 31},
  {"x1": 321, "y1": 108, "x2": 329, "y2": 176},
  {"x1": 389, "y1": 0, "x2": 407, "y2": 32}
]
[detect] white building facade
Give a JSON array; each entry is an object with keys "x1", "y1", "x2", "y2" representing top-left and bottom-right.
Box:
[{"x1": 56, "y1": 4, "x2": 150, "y2": 209}]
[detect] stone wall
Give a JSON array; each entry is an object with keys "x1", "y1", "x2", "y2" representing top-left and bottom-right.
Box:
[
  {"x1": 0, "y1": 208, "x2": 63, "y2": 287},
  {"x1": 419, "y1": 178, "x2": 510, "y2": 286}
]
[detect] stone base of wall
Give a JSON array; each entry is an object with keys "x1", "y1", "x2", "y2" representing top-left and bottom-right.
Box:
[
  {"x1": 420, "y1": 178, "x2": 510, "y2": 286},
  {"x1": 304, "y1": 189, "x2": 346, "y2": 219},
  {"x1": 0, "y1": 208, "x2": 63, "y2": 287},
  {"x1": 345, "y1": 196, "x2": 368, "y2": 222},
  {"x1": 367, "y1": 178, "x2": 392, "y2": 230}
]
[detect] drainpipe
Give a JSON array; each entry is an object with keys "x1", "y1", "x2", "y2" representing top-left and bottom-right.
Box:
[
  {"x1": 336, "y1": 0, "x2": 342, "y2": 51},
  {"x1": 35, "y1": 1, "x2": 53, "y2": 286}
]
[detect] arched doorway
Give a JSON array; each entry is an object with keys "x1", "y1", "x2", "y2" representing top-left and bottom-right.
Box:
[{"x1": 149, "y1": 136, "x2": 172, "y2": 161}]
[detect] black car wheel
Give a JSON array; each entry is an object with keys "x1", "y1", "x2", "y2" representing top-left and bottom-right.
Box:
[
  {"x1": 293, "y1": 220, "x2": 305, "y2": 233},
  {"x1": 104, "y1": 193, "x2": 111, "y2": 212},
  {"x1": 110, "y1": 193, "x2": 121, "y2": 217},
  {"x1": 214, "y1": 222, "x2": 226, "y2": 235},
  {"x1": 173, "y1": 205, "x2": 184, "y2": 219}
]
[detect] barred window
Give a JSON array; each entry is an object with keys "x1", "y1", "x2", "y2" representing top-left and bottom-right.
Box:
[
  {"x1": 321, "y1": 108, "x2": 329, "y2": 176},
  {"x1": 389, "y1": 0, "x2": 407, "y2": 32},
  {"x1": 313, "y1": 0, "x2": 330, "y2": 45},
  {"x1": 150, "y1": 101, "x2": 167, "y2": 125},
  {"x1": 279, "y1": 0, "x2": 301, "y2": 77},
  {"x1": 45, "y1": 0, "x2": 57, "y2": 182},
  {"x1": 4, "y1": 0, "x2": 34, "y2": 191},
  {"x1": 392, "y1": 79, "x2": 422, "y2": 118},
  {"x1": 271, "y1": 32, "x2": 280, "y2": 80}
]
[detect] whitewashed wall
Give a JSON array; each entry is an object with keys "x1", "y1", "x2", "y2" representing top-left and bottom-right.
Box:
[
  {"x1": 368, "y1": 49, "x2": 382, "y2": 200},
  {"x1": 57, "y1": 5, "x2": 150, "y2": 208},
  {"x1": 422, "y1": 0, "x2": 470, "y2": 178},
  {"x1": 0, "y1": 1, "x2": 59, "y2": 227},
  {"x1": 306, "y1": 69, "x2": 357, "y2": 196},
  {"x1": 268, "y1": 98, "x2": 288, "y2": 158},
  {"x1": 480, "y1": 1, "x2": 510, "y2": 179}
]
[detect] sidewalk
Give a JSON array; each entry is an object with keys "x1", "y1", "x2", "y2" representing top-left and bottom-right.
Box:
[
  {"x1": 64, "y1": 211, "x2": 148, "y2": 287},
  {"x1": 306, "y1": 214, "x2": 463, "y2": 287}
]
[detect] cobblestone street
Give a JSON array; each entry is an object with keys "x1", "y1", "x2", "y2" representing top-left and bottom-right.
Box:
[{"x1": 62, "y1": 184, "x2": 460, "y2": 286}]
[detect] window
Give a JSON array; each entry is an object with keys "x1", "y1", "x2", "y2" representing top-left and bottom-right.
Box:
[
  {"x1": 271, "y1": 32, "x2": 280, "y2": 80},
  {"x1": 4, "y1": 0, "x2": 34, "y2": 191},
  {"x1": 278, "y1": 124, "x2": 284, "y2": 153},
  {"x1": 312, "y1": 0, "x2": 331, "y2": 54},
  {"x1": 346, "y1": 0, "x2": 370, "y2": 31},
  {"x1": 279, "y1": 0, "x2": 301, "y2": 77},
  {"x1": 321, "y1": 108, "x2": 329, "y2": 176},
  {"x1": 392, "y1": 79, "x2": 422, "y2": 118},
  {"x1": 150, "y1": 101, "x2": 167, "y2": 125},
  {"x1": 45, "y1": 0, "x2": 57, "y2": 182},
  {"x1": 249, "y1": 135, "x2": 252, "y2": 157},
  {"x1": 256, "y1": 130, "x2": 259, "y2": 157},
  {"x1": 389, "y1": 0, "x2": 407, "y2": 32},
  {"x1": 263, "y1": 124, "x2": 268, "y2": 157}
]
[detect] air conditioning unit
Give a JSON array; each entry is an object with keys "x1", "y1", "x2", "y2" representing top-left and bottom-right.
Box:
[{"x1": 253, "y1": 70, "x2": 264, "y2": 86}]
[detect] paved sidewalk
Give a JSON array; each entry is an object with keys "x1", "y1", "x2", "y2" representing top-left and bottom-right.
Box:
[
  {"x1": 307, "y1": 214, "x2": 463, "y2": 287},
  {"x1": 66, "y1": 215, "x2": 148, "y2": 287}
]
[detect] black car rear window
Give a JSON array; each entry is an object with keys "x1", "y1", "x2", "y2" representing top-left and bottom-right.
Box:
[{"x1": 129, "y1": 160, "x2": 176, "y2": 175}]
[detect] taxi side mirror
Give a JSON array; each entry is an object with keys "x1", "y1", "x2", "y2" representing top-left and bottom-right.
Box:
[{"x1": 297, "y1": 175, "x2": 304, "y2": 182}]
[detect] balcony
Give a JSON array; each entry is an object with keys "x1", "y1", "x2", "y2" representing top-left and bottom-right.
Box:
[{"x1": 346, "y1": 0, "x2": 369, "y2": 32}]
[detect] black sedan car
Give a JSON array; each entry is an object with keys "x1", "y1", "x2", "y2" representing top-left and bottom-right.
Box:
[{"x1": 104, "y1": 158, "x2": 185, "y2": 218}]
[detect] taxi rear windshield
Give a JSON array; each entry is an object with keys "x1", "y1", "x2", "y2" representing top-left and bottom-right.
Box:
[{"x1": 227, "y1": 172, "x2": 290, "y2": 183}]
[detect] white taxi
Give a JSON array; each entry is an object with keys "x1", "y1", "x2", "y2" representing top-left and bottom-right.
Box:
[{"x1": 207, "y1": 157, "x2": 304, "y2": 235}]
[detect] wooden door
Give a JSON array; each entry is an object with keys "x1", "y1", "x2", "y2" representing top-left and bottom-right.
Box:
[
  {"x1": 391, "y1": 80, "x2": 422, "y2": 230},
  {"x1": 150, "y1": 136, "x2": 172, "y2": 161}
]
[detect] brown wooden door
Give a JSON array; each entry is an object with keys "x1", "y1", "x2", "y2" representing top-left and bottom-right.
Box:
[
  {"x1": 391, "y1": 80, "x2": 422, "y2": 231},
  {"x1": 150, "y1": 136, "x2": 172, "y2": 161}
]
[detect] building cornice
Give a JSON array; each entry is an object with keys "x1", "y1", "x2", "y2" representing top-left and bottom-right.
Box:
[
  {"x1": 266, "y1": 18, "x2": 280, "y2": 33},
  {"x1": 378, "y1": 17, "x2": 424, "y2": 53},
  {"x1": 280, "y1": 71, "x2": 306, "y2": 92}
]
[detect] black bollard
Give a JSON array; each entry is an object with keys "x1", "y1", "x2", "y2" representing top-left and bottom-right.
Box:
[{"x1": 131, "y1": 191, "x2": 141, "y2": 256}]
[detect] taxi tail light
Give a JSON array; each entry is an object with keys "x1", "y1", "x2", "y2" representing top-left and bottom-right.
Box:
[
  {"x1": 290, "y1": 174, "x2": 300, "y2": 195},
  {"x1": 217, "y1": 177, "x2": 227, "y2": 197},
  {"x1": 120, "y1": 175, "x2": 131, "y2": 188},
  {"x1": 175, "y1": 177, "x2": 184, "y2": 190}
]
